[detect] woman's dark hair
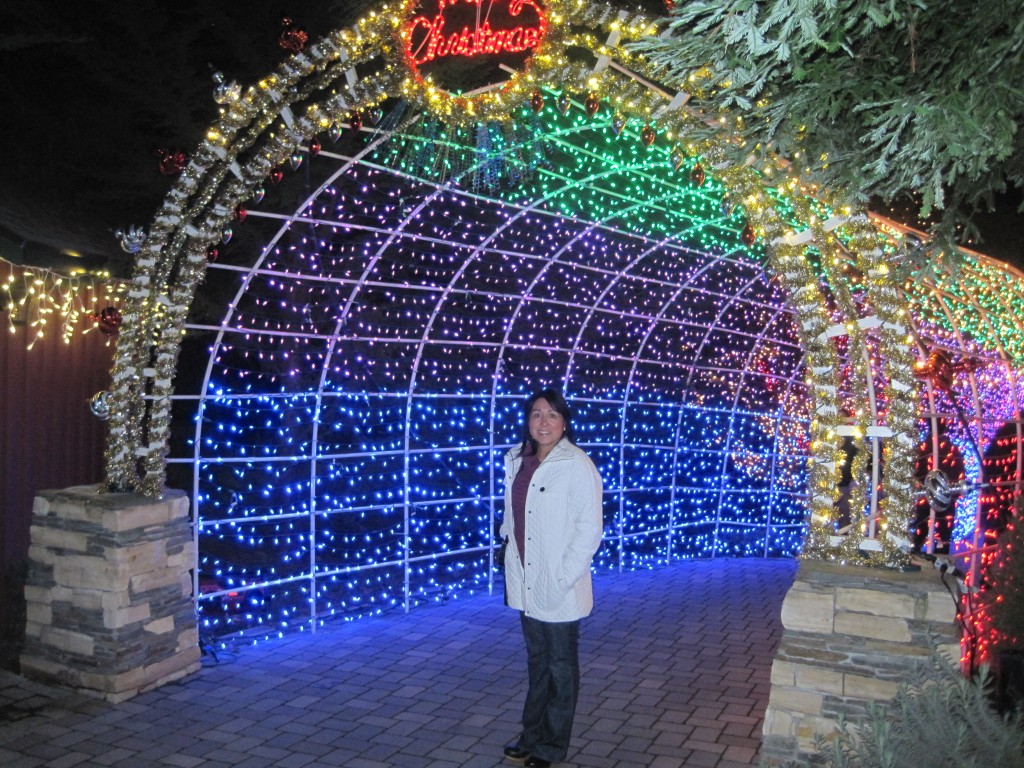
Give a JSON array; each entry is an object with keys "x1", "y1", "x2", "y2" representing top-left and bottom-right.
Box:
[{"x1": 520, "y1": 387, "x2": 576, "y2": 453}]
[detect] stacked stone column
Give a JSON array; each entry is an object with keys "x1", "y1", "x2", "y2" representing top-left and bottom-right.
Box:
[
  {"x1": 20, "y1": 485, "x2": 200, "y2": 703},
  {"x1": 761, "y1": 559, "x2": 960, "y2": 766}
]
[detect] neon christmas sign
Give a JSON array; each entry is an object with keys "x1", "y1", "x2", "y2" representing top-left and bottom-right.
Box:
[{"x1": 405, "y1": 0, "x2": 547, "y2": 67}]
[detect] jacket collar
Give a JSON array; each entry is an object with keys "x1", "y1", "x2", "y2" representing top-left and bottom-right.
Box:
[{"x1": 508, "y1": 437, "x2": 574, "y2": 466}]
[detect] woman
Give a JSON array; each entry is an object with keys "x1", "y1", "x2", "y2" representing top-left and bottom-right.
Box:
[{"x1": 499, "y1": 388, "x2": 604, "y2": 768}]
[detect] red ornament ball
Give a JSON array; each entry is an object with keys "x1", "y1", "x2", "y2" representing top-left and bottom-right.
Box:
[
  {"x1": 584, "y1": 93, "x2": 600, "y2": 117},
  {"x1": 741, "y1": 223, "x2": 757, "y2": 247},
  {"x1": 349, "y1": 111, "x2": 363, "y2": 132},
  {"x1": 279, "y1": 18, "x2": 308, "y2": 53},
  {"x1": 157, "y1": 149, "x2": 188, "y2": 176},
  {"x1": 530, "y1": 91, "x2": 544, "y2": 113},
  {"x1": 95, "y1": 306, "x2": 122, "y2": 336},
  {"x1": 309, "y1": 138, "x2": 322, "y2": 157},
  {"x1": 206, "y1": 245, "x2": 220, "y2": 262},
  {"x1": 689, "y1": 162, "x2": 706, "y2": 187},
  {"x1": 914, "y1": 349, "x2": 956, "y2": 392},
  {"x1": 640, "y1": 124, "x2": 656, "y2": 147},
  {"x1": 269, "y1": 166, "x2": 284, "y2": 185}
]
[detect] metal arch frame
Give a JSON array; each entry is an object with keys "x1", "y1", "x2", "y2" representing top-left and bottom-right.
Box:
[
  {"x1": 183, "y1": 111, "x2": 809, "y2": 620},
  {"x1": 110, "y1": 0, "x2": 860, "y2": 508},
  {"x1": 107, "y1": 0, "x2": 944, "y2": 638},
  {"x1": 188, "y1": 125, "x2": 415, "y2": 616}
]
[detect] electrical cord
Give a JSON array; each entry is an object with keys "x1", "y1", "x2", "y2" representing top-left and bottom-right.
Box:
[{"x1": 918, "y1": 551, "x2": 980, "y2": 675}]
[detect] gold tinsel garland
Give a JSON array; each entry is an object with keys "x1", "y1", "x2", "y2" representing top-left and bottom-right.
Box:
[{"x1": 841, "y1": 214, "x2": 919, "y2": 567}]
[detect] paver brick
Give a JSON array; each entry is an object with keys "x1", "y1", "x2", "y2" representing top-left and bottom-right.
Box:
[{"x1": 0, "y1": 560, "x2": 797, "y2": 768}]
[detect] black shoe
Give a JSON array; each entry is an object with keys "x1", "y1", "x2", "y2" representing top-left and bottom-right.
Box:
[
  {"x1": 503, "y1": 743, "x2": 531, "y2": 761},
  {"x1": 524, "y1": 757, "x2": 551, "y2": 768}
]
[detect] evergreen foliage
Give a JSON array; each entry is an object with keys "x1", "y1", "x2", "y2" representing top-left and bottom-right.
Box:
[
  {"x1": 633, "y1": 0, "x2": 1024, "y2": 248},
  {"x1": 817, "y1": 654, "x2": 1024, "y2": 768}
]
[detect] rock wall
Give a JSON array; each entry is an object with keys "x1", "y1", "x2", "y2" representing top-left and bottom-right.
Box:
[
  {"x1": 761, "y1": 559, "x2": 960, "y2": 766},
  {"x1": 20, "y1": 485, "x2": 200, "y2": 703}
]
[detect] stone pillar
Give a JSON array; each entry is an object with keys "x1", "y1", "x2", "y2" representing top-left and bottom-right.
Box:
[
  {"x1": 20, "y1": 485, "x2": 200, "y2": 703},
  {"x1": 761, "y1": 559, "x2": 960, "y2": 766}
]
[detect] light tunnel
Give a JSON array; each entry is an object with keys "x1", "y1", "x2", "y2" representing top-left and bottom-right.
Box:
[
  {"x1": 166, "y1": 103, "x2": 812, "y2": 634},
  {"x1": 100, "y1": 1, "x2": 1024, "y2": 639}
]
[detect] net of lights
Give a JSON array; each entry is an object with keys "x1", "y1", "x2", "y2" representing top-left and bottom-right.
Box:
[
  {"x1": 905, "y1": 250, "x2": 1024, "y2": 364},
  {"x1": 95, "y1": 0, "x2": 1024, "y2": 641},
  {"x1": 900, "y1": 270, "x2": 1024, "y2": 668},
  {"x1": 175, "y1": 92, "x2": 963, "y2": 638},
  {"x1": 179, "y1": 141, "x2": 812, "y2": 636}
]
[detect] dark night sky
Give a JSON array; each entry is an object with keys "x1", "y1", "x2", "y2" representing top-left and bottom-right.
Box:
[
  {"x1": 1, "y1": 0, "x2": 1021, "y2": 278},
  {"x1": 0, "y1": 1, "x2": 362, "y2": 276}
]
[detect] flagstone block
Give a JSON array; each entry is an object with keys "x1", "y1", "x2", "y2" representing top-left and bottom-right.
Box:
[
  {"x1": 762, "y1": 559, "x2": 959, "y2": 766},
  {"x1": 20, "y1": 485, "x2": 200, "y2": 702}
]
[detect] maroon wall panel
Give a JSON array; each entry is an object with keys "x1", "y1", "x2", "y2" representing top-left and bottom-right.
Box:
[{"x1": 1, "y1": 270, "x2": 114, "y2": 624}]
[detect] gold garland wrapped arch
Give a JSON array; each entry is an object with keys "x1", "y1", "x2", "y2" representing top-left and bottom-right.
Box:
[{"x1": 104, "y1": 0, "x2": 918, "y2": 568}]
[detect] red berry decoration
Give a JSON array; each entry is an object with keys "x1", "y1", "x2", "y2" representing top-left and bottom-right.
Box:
[
  {"x1": 279, "y1": 17, "x2": 308, "y2": 54},
  {"x1": 95, "y1": 306, "x2": 122, "y2": 336},
  {"x1": 741, "y1": 223, "x2": 757, "y2": 247},
  {"x1": 584, "y1": 93, "x2": 600, "y2": 117},
  {"x1": 640, "y1": 124, "x2": 656, "y2": 146},
  {"x1": 157, "y1": 149, "x2": 188, "y2": 176},
  {"x1": 530, "y1": 91, "x2": 544, "y2": 113},
  {"x1": 690, "y1": 162, "x2": 706, "y2": 187}
]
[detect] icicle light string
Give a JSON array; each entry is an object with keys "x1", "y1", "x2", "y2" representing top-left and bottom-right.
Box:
[{"x1": 1, "y1": 257, "x2": 128, "y2": 347}]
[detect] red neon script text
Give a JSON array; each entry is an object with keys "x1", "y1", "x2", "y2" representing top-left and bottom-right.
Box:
[{"x1": 406, "y1": 0, "x2": 546, "y2": 66}]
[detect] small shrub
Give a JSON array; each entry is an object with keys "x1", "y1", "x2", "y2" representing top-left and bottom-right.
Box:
[{"x1": 816, "y1": 653, "x2": 1024, "y2": 768}]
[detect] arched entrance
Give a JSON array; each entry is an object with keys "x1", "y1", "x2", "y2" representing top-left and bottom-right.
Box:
[{"x1": 101, "y1": 0, "x2": 924, "y2": 634}]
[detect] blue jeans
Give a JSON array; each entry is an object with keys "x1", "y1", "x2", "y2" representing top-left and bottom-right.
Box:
[{"x1": 518, "y1": 613, "x2": 581, "y2": 762}]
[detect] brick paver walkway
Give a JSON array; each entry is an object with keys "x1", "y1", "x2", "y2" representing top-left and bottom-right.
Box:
[{"x1": 0, "y1": 558, "x2": 797, "y2": 768}]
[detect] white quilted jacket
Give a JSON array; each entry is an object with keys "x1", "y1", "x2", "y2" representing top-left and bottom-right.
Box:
[{"x1": 499, "y1": 439, "x2": 603, "y2": 622}]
